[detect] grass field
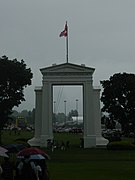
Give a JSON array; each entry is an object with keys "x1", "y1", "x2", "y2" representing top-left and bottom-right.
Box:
[
  {"x1": 48, "y1": 148, "x2": 135, "y2": 180},
  {"x1": 2, "y1": 130, "x2": 135, "y2": 180}
]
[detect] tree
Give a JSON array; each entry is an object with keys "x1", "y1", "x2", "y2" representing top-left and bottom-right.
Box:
[
  {"x1": 100, "y1": 73, "x2": 135, "y2": 135},
  {"x1": 11, "y1": 109, "x2": 35, "y2": 127},
  {"x1": 68, "y1": 109, "x2": 78, "y2": 121},
  {"x1": 0, "y1": 56, "x2": 33, "y2": 142}
]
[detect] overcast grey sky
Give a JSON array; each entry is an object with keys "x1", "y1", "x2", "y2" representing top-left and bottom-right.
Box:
[{"x1": 1, "y1": 0, "x2": 135, "y2": 114}]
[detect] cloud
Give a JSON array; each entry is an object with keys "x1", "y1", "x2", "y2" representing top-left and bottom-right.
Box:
[{"x1": 0, "y1": 0, "x2": 135, "y2": 112}]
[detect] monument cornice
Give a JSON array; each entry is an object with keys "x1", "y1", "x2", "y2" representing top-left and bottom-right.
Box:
[{"x1": 40, "y1": 62, "x2": 95, "y2": 76}]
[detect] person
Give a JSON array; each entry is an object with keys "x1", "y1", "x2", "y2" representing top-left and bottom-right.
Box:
[
  {"x1": 36, "y1": 159, "x2": 50, "y2": 180},
  {"x1": 66, "y1": 140, "x2": 70, "y2": 149},
  {"x1": 17, "y1": 155, "x2": 37, "y2": 180},
  {"x1": 0, "y1": 165, "x2": 3, "y2": 180},
  {"x1": 61, "y1": 141, "x2": 65, "y2": 150},
  {"x1": 35, "y1": 161, "x2": 42, "y2": 180},
  {"x1": 1, "y1": 157, "x2": 14, "y2": 180},
  {"x1": 39, "y1": 159, "x2": 50, "y2": 180},
  {"x1": 42, "y1": 166, "x2": 50, "y2": 180},
  {"x1": 80, "y1": 138, "x2": 84, "y2": 148}
]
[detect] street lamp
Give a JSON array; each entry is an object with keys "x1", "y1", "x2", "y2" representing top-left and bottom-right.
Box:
[
  {"x1": 76, "y1": 99, "x2": 78, "y2": 124},
  {"x1": 64, "y1": 100, "x2": 67, "y2": 125},
  {"x1": 53, "y1": 101, "x2": 56, "y2": 126}
]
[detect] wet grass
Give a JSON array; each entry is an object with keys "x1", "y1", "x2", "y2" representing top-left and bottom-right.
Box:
[
  {"x1": 1, "y1": 130, "x2": 34, "y2": 145},
  {"x1": 48, "y1": 148, "x2": 135, "y2": 180},
  {"x1": 2, "y1": 131, "x2": 135, "y2": 180}
]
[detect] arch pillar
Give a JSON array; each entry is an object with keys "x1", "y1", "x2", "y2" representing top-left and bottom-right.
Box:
[
  {"x1": 93, "y1": 88, "x2": 109, "y2": 146},
  {"x1": 40, "y1": 82, "x2": 53, "y2": 147},
  {"x1": 28, "y1": 87, "x2": 42, "y2": 146},
  {"x1": 83, "y1": 81, "x2": 96, "y2": 148}
]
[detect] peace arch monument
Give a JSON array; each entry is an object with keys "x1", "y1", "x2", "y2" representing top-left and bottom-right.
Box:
[{"x1": 28, "y1": 62, "x2": 108, "y2": 148}]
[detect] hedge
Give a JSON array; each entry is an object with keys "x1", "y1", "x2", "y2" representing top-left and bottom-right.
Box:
[{"x1": 107, "y1": 140, "x2": 135, "y2": 150}]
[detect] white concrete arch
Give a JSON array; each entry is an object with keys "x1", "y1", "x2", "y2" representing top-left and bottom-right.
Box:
[{"x1": 28, "y1": 63, "x2": 108, "y2": 148}]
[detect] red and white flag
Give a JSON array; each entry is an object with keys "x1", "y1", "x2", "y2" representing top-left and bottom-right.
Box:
[{"x1": 59, "y1": 22, "x2": 68, "y2": 37}]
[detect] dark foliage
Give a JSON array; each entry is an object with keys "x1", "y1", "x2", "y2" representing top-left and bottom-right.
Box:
[
  {"x1": 101, "y1": 73, "x2": 135, "y2": 135},
  {"x1": 0, "y1": 56, "x2": 33, "y2": 134},
  {"x1": 107, "y1": 141, "x2": 135, "y2": 150}
]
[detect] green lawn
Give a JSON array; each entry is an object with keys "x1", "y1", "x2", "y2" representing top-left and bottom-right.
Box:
[
  {"x1": 2, "y1": 130, "x2": 135, "y2": 180},
  {"x1": 48, "y1": 147, "x2": 135, "y2": 180},
  {"x1": 1, "y1": 130, "x2": 34, "y2": 145}
]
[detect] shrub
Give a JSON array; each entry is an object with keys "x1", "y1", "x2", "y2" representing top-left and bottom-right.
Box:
[
  {"x1": 107, "y1": 140, "x2": 135, "y2": 150},
  {"x1": 107, "y1": 136, "x2": 121, "y2": 142},
  {"x1": 102, "y1": 129, "x2": 121, "y2": 142}
]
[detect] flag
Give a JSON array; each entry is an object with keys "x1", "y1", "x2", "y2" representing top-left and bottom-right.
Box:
[{"x1": 59, "y1": 22, "x2": 68, "y2": 37}]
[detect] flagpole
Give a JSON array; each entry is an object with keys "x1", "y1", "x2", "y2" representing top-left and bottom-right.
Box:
[
  {"x1": 59, "y1": 21, "x2": 69, "y2": 63},
  {"x1": 66, "y1": 22, "x2": 68, "y2": 63}
]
